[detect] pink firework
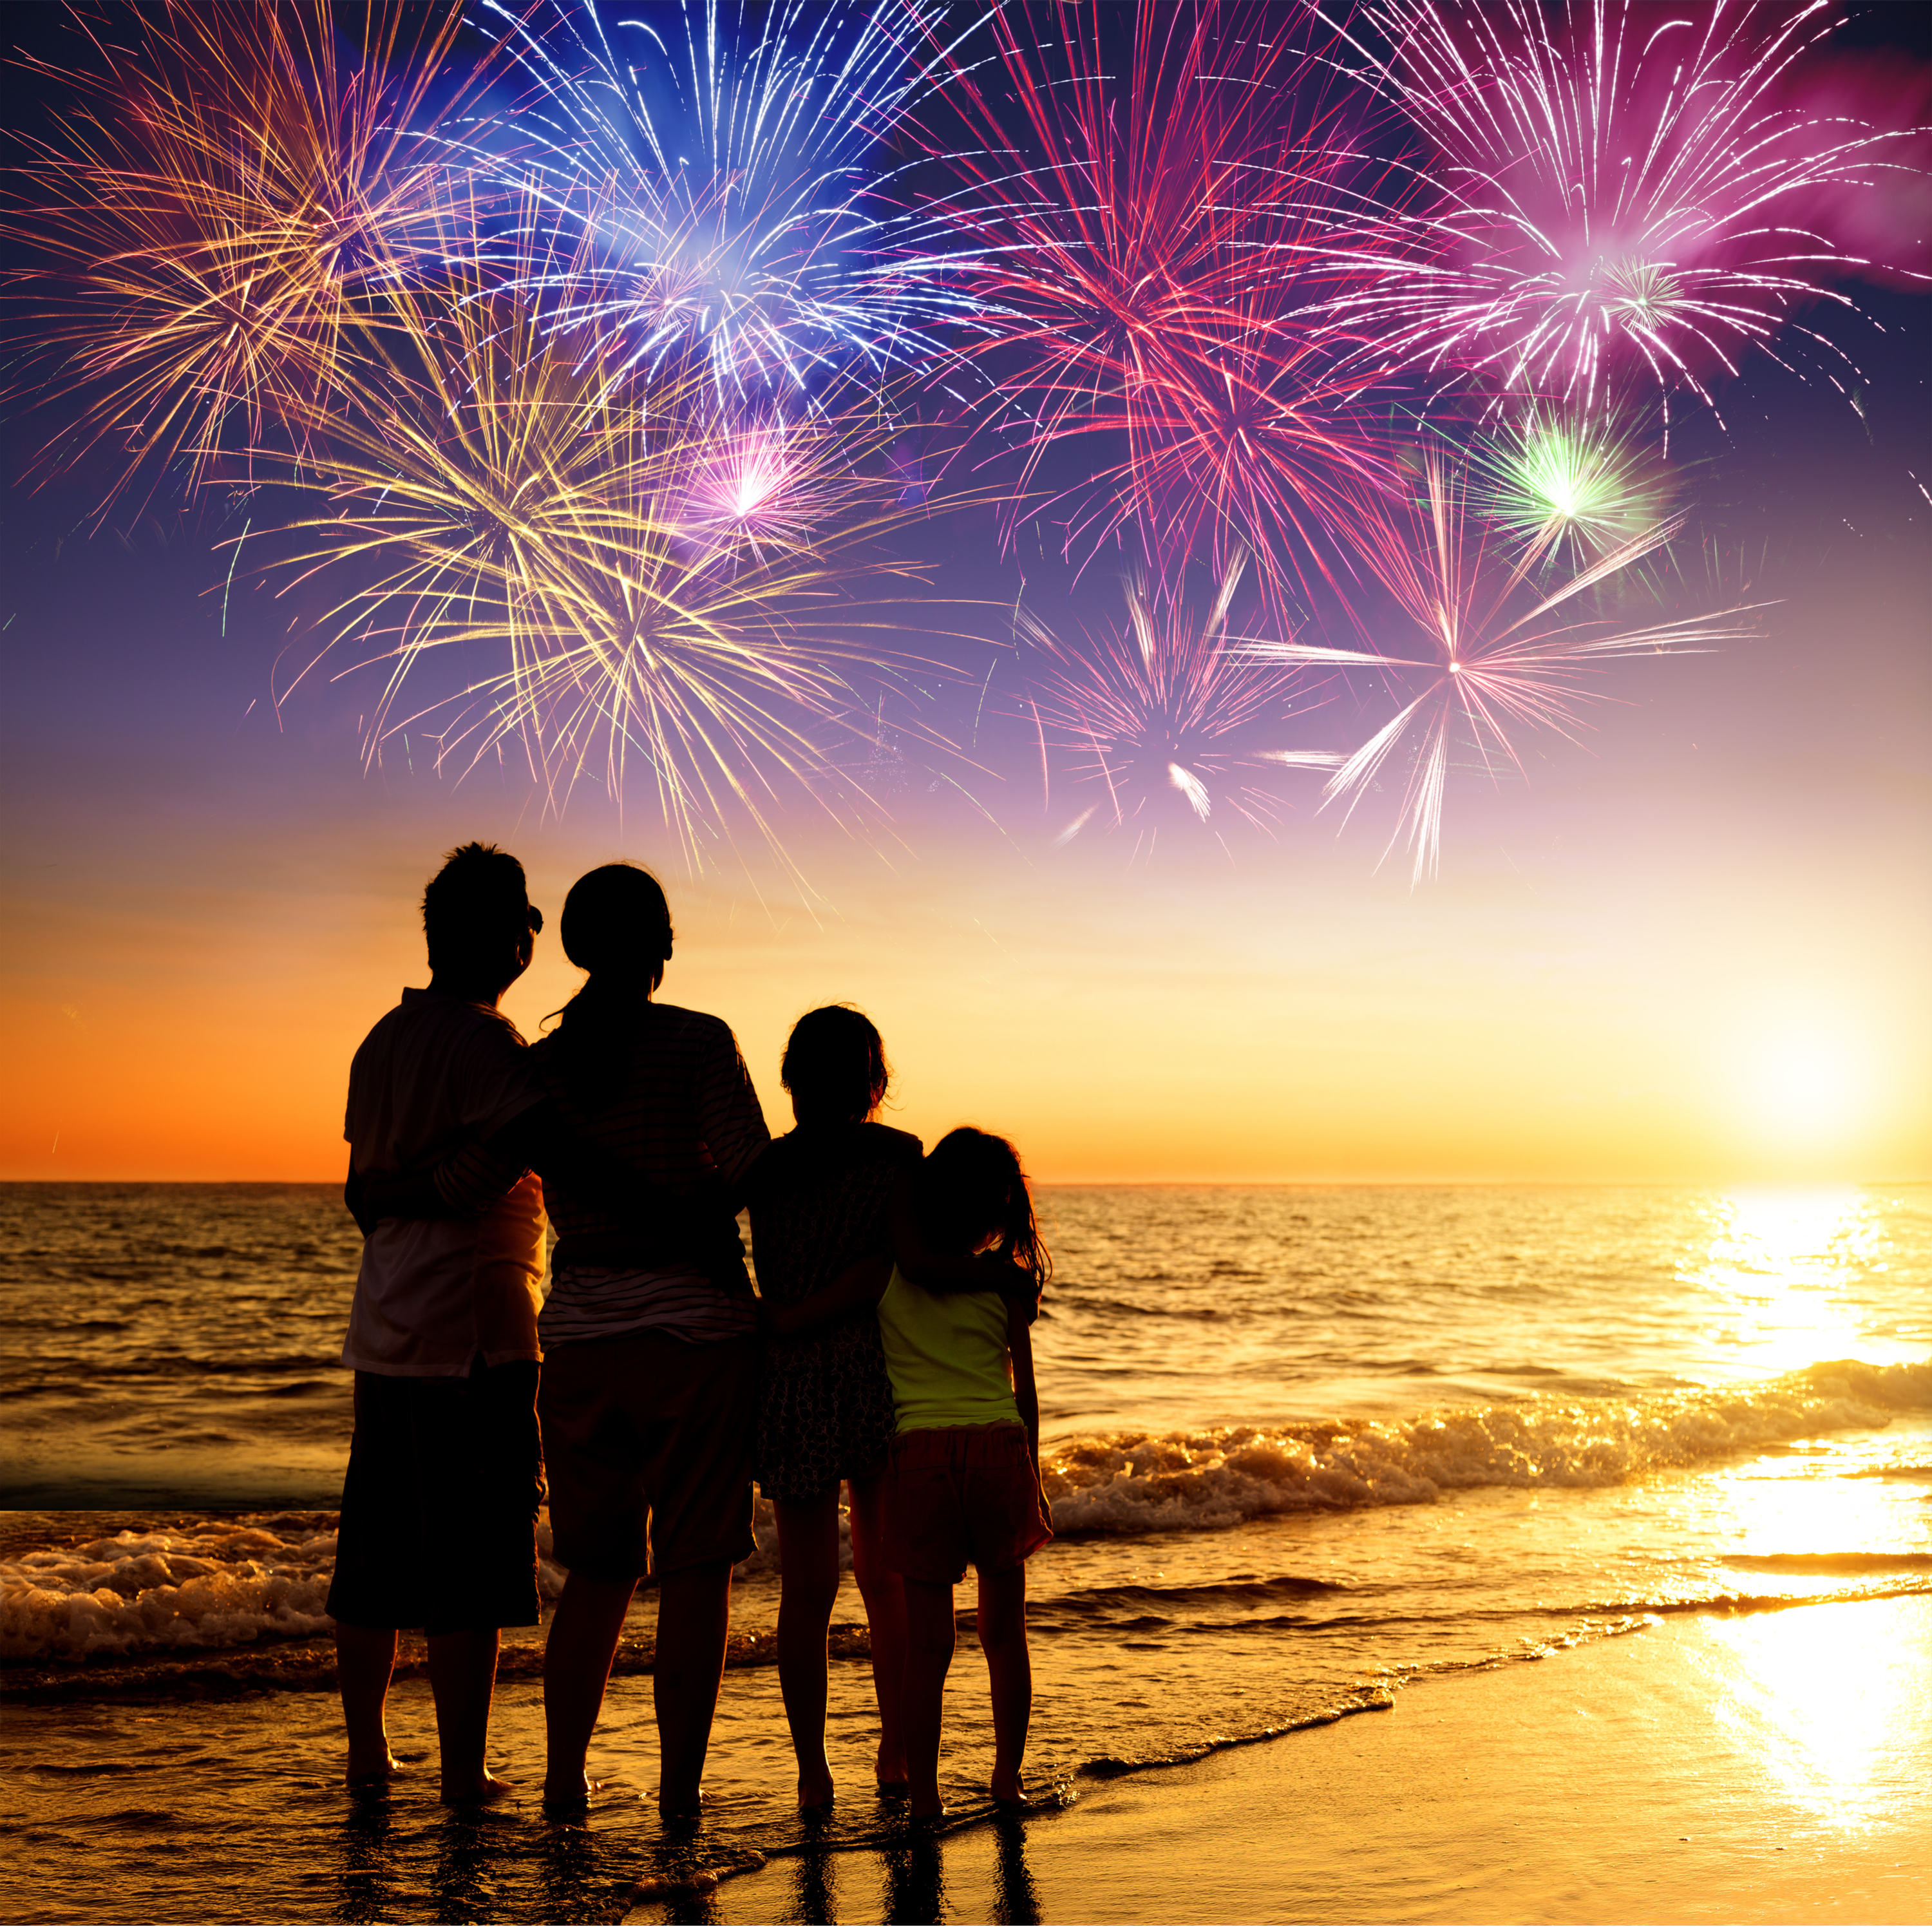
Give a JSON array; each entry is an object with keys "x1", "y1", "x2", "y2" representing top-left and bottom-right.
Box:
[
  {"x1": 680, "y1": 412, "x2": 866, "y2": 561},
  {"x1": 901, "y1": 0, "x2": 1412, "y2": 607},
  {"x1": 1242, "y1": 449, "x2": 1757, "y2": 880},
  {"x1": 1318, "y1": 0, "x2": 1932, "y2": 419},
  {"x1": 1016, "y1": 547, "x2": 1340, "y2": 854}
]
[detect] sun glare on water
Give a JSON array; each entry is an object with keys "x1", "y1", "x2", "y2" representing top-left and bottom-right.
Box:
[
  {"x1": 1701, "y1": 1599, "x2": 1927, "y2": 1835},
  {"x1": 1685, "y1": 1188, "x2": 1897, "y2": 1374}
]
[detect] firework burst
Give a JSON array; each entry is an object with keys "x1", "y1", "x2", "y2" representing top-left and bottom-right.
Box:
[
  {"x1": 4, "y1": 0, "x2": 488, "y2": 506},
  {"x1": 1472, "y1": 407, "x2": 1668, "y2": 565},
  {"x1": 455, "y1": 0, "x2": 969, "y2": 402},
  {"x1": 1016, "y1": 548, "x2": 1340, "y2": 854},
  {"x1": 1242, "y1": 449, "x2": 1756, "y2": 880},
  {"x1": 267, "y1": 243, "x2": 925, "y2": 866},
  {"x1": 1317, "y1": 0, "x2": 1932, "y2": 419},
  {"x1": 901, "y1": 0, "x2": 1412, "y2": 607}
]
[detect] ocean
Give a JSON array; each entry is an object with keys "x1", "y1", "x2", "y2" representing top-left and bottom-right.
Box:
[{"x1": 3, "y1": 1182, "x2": 1929, "y2": 1923}]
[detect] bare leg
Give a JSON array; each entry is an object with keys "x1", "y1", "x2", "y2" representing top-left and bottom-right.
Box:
[
  {"x1": 336, "y1": 1620, "x2": 401, "y2": 1781},
  {"x1": 975, "y1": 1566, "x2": 1031, "y2": 1804},
  {"x1": 654, "y1": 1559, "x2": 734, "y2": 1815},
  {"x1": 427, "y1": 1626, "x2": 512, "y2": 1804},
  {"x1": 542, "y1": 1571, "x2": 638, "y2": 1807},
  {"x1": 847, "y1": 1474, "x2": 909, "y2": 1788},
  {"x1": 773, "y1": 1492, "x2": 842, "y2": 1807},
  {"x1": 901, "y1": 1576, "x2": 956, "y2": 1819}
]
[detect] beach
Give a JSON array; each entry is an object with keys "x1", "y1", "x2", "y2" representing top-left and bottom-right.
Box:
[
  {"x1": 663, "y1": 1594, "x2": 1931, "y2": 1927},
  {"x1": 3, "y1": 1181, "x2": 1928, "y2": 1923},
  {"x1": 5, "y1": 1593, "x2": 1923, "y2": 1924}
]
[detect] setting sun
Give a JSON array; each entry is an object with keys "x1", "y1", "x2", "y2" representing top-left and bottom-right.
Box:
[{"x1": 1736, "y1": 1020, "x2": 1876, "y2": 1148}]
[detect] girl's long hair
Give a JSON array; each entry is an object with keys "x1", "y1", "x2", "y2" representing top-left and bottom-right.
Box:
[{"x1": 914, "y1": 1127, "x2": 1052, "y2": 1293}]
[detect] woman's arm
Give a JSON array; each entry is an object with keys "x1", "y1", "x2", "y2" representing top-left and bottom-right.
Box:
[
  {"x1": 763, "y1": 1253, "x2": 892, "y2": 1338},
  {"x1": 350, "y1": 1102, "x2": 723, "y2": 1231}
]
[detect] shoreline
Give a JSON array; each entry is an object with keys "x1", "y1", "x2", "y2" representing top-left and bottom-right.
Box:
[{"x1": 647, "y1": 1592, "x2": 1932, "y2": 1926}]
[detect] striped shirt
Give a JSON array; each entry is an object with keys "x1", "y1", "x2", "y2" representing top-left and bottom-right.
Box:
[{"x1": 529, "y1": 997, "x2": 769, "y2": 1347}]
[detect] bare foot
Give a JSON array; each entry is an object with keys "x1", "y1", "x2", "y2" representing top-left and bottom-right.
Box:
[
  {"x1": 541, "y1": 1774, "x2": 607, "y2": 1818},
  {"x1": 345, "y1": 1756, "x2": 404, "y2": 1792},
  {"x1": 875, "y1": 1746, "x2": 909, "y2": 1799},
  {"x1": 990, "y1": 1767, "x2": 1025, "y2": 1808},
  {"x1": 797, "y1": 1771, "x2": 835, "y2": 1813},
  {"x1": 440, "y1": 1772, "x2": 517, "y2": 1808}
]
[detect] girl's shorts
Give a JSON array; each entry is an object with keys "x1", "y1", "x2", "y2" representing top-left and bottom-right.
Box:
[{"x1": 882, "y1": 1423, "x2": 1053, "y2": 1584}]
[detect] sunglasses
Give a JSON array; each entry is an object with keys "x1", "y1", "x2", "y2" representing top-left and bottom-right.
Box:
[{"x1": 526, "y1": 905, "x2": 545, "y2": 935}]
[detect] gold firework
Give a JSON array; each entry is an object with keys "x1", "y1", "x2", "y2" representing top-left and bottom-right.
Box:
[
  {"x1": 270, "y1": 234, "x2": 927, "y2": 866},
  {"x1": 6, "y1": 0, "x2": 488, "y2": 506}
]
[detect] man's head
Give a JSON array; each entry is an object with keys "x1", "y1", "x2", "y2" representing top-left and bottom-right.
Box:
[{"x1": 422, "y1": 842, "x2": 540, "y2": 997}]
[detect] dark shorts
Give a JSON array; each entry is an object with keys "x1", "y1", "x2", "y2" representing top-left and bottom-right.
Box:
[
  {"x1": 882, "y1": 1424, "x2": 1053, "y2": 1586},
  {"x1": 539, "y1": 1331, "x2": 758, "y2": 1580},
  {"x1": 325, "y1": 1358, "x2": 543, "y2": 1634}
]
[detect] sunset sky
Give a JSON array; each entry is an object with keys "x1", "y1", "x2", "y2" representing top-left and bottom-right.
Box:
[{"x1": 3, "y1": 7, "x2": 1928, "y2": 1187}]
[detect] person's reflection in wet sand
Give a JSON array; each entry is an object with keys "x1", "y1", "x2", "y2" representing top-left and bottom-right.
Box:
[
  {"x1": 786, "y1": 1814, "x2": 840, "y2": 1924},
  {"x1": 992, "y1": 1812, "x2": 1043, "y2": 1926},
  {"x1": 430, "y1": 1807, "x2": 502, "y2": 1922},
  {"x1": 534, "y1": 1813, "x2": 604, "y2": 1922},
  {"x1": 336, "y1": 1784, "x2": 400, "y2": 1924},
  {"x1": 882, "y1": 1825, "x2": 944, "y2": 1924}
]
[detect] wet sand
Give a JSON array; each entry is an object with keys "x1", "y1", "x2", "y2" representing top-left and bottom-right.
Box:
[{"x1": 645, "y1": 1593, "x2": 1930, "y2": 1925}]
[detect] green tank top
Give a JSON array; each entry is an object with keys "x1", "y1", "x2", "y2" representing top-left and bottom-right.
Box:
[{"x1": 876, "y1": 1264, "x2": 1021, "y2": 1433}]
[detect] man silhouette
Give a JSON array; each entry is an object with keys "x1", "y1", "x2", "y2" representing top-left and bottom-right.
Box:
[{"x1": 328, "y1": 842, "x2": 549, "y2": 1801}]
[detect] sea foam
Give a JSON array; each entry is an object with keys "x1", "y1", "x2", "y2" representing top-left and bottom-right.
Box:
[
  {"x1": 1042, "y1": 1358, "x2": 1932, "y2": 1534},
  {"x1": 2, "y1": 1524, "x2": 341, "y2": 1662},
  {"x1": 0, "y1": 1520, "x2": 577, "y2": 1663},
  {"x1": 5, "y1": 1360, "x2": 1923, "y2": 1662}
]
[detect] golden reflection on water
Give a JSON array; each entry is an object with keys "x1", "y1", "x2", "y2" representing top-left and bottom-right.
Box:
[
  {"x1": 1704, "y1": 1600, "x2": 1925, "y2": 1833},
  {"x1": 1710, "y1": 1459, "x2": 1906, "y2": 1563},
  {"x1": 1683, "y1": 1190, "x2": 1925, "y2": 1828},
  {"x1": 1685, "y1": 1188, "x2": 1880, "y2": 1372}
]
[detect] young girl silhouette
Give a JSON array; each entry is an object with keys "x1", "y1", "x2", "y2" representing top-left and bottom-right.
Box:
[
  {"x1": 876, "y1": 1128, "x2": 1053, "y2": 1817},
  {"x1": 746, "y1": 1007, "x2": 921, "y2": 1806}
]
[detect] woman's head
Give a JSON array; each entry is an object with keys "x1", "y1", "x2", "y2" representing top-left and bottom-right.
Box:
[
  {"x1": 914, "y1": 1127, "x2": 1051, "y2": 1290},
  {"x1": 560, "y1": 862, "x2": 673, "y2": 989},
  {"x1": 781, "y1": 1005, "x2": 889, "y2": 1126}
]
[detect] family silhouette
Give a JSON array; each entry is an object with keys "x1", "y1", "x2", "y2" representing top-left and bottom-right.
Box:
[{"x1": 330, "y1": 842, "x2": 1052, "y2": 1822}]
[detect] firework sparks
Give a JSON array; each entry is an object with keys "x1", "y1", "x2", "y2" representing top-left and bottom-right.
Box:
[
  {"x1": 1242, "y1": 449, "x2": 1756, "y2": 881},
  {"x1": 1473, "y1": 408, "x2": 1668, "y2": 565},
  {"x1": 265, "y1": 242, "x2": 925, "y2": 866},
  {"x1": 4, "y1": 0, "x2": 488, "y2": 506},
  {"x1": 1016, "y1": 547, "x2": 1339, "y2": 853},
  {"x1": 1316, "y1": 0, "x2": 1932, "y2": 419},
  {"x1": 455, "y1": 0, "x2": 971, "y2": 401},
  {"x1": 681, "y1": 410, "x2": 878, "y2": 561},
  {"x1": 900, "y1": 0, "x2": 1412, "y2": 607}
]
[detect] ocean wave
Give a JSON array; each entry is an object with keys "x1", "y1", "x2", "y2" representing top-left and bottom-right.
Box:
[
  {"x1": 1041, "y1": 1358, "x2": 1932, "y2": 1535},
  {"x1": 0, "y1": 1519, "x2": 577, "y2": 1663},
  {"x1": 0, "y1": 1497, "x2": 799, "y2": 1664},
  {"x1": 1, "y1": 1523, "x2": 341, "y2": 1661}
]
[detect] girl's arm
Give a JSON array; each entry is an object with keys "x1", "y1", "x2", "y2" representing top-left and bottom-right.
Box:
[
  {"x1": 762, "y1": 1253, "x2": 892, "y2": 1338},
  {"x1": 1008, "y1": 1297, "x2": 1040, "y2": 1463}
]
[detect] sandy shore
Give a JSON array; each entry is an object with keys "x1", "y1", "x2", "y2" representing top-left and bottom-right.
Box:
[{"x1": 636, "y1": 1593, "x2": 1930, "y2": 1926}]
